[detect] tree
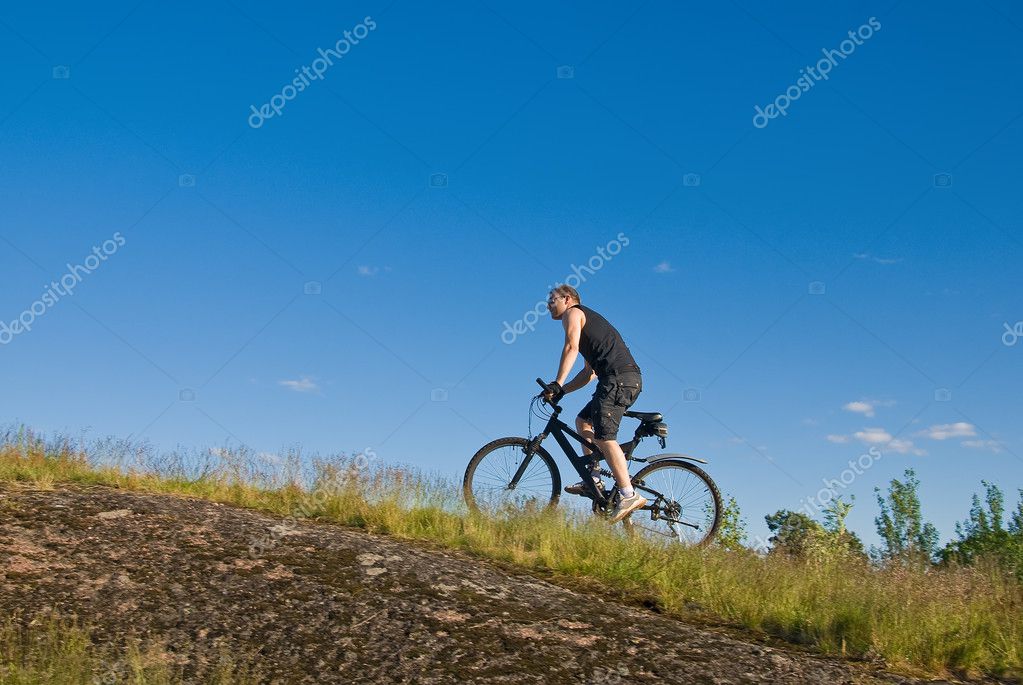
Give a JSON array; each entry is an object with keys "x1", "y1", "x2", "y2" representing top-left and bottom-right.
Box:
[
  {"x1": 715, "y1": 495, "x2": 748, "y2": 552},
  {"x1": 765, "y1": 497, "x2": 864, "y2": 560},
  {"x1": 873, "y1": 468, "x2": 939, "y2": 565},
  {"x1": 1010, "y1": 491, "x2": 1023, "y2": 580},
  {"x1": 765, "y1": 509, "x2": 820, "y2": 557},
  {"x1": 941, "y1": 482, "x2": 1023, "y2": 579},
  {"x1": 820, "y1": 496, "x2": 865, "y2": 557}
]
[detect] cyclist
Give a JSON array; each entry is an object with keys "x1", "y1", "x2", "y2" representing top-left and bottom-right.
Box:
[{"x1": 542, "y1": 284, "x2": 646, "y2": 523}]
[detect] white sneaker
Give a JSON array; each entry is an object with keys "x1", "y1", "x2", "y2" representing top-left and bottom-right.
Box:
[
  {"x1": 564, "y1": 478, "x2": 603, "y2": 496},
  {"x1": 610, "y1": 492, "x2": 648, "y2": 523}
]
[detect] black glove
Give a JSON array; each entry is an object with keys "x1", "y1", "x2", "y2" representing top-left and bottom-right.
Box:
[{"x1": 544, "y1": 380, "x2": 564, "y2": 403}]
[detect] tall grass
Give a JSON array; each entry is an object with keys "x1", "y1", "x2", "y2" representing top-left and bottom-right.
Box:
[
  {"x1": 1, "y1": 427, "x2": 1020, "y2": 680},
  {"x1": 0, "y1": 612, "x2": 257, "y2": 684}
]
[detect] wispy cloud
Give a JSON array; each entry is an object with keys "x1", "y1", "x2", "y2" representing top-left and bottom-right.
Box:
[
  {"x1": 843, "y1": 400, "x2": 876, "y2": 417},
  {"x1": 279, "y1": 376, "x2": 318, "y2": 393},
  {"x1": 854, "y1": 427, "x2": 893, "y2": 444},
  {"x1": 887, "y1": 439, "x2": 924, "y2": 455},
  {"x1": 843, "y1": 427, "x2": 925, "y2": 455},
  {"x1": 653, "y1": 261, "x2": 674, "y2": 273},
  {"x1": 357, "y1": 265, "x2": 380, "y2": 277},
  {"x1": 917, "y1": 422, "x2": 976, "y2": 440},
  {"x1": 853, "y1": 252, "x2": 902, "y2": 265},
  {"x1": 826, "y1": 434, "x2": 851, "y2": 444},
  {"x1": 842, "y1": 398, "x2": 895, "y2": 418},
  {"x1": 961, "y1": 439, "x2": 1004, "y2": 454},
  {"x1": 257, "y1": 451, "x2": 282, "y2": 464}
]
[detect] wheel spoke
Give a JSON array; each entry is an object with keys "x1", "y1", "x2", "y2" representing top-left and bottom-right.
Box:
[
  {"x1": 631, "y1": 462, "x2": 719, "y2": 546},
  {"x1": 465, "y1": 441, "x2": 557, "y2": 515}
]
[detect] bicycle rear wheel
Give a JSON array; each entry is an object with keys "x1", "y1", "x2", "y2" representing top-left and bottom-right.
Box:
[
  {"x1": 463, "y1": 437, "x2": 561, "y2": 515},
  {"x1": 628, "y1": 460, "x2": 721, "y2": 546}
]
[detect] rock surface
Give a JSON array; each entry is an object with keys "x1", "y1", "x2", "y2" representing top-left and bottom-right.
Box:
[{"x1": 0, "y1": 483, "x2": 931, "y2": 684}]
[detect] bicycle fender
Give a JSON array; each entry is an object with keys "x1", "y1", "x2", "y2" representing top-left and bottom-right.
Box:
[{"x1": 645, "y1": 453, "x2": 708, "y2": 465}]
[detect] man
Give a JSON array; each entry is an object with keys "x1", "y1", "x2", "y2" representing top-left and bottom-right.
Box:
[{"x1": 542, "y1": 285, "x2": 647, "y2": 523}]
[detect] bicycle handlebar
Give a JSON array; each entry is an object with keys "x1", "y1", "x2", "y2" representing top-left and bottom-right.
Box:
[{"x1": 535, "y1": 377, "x2": 565, "y2": 406}]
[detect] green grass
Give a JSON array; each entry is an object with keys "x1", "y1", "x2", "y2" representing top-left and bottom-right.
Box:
[
  {"x1": 0, "y1": 612, "x2": 257, "y2": 684},
  {"x1": 1, "y1": 427, "x2": 1020, "y2": 681}
]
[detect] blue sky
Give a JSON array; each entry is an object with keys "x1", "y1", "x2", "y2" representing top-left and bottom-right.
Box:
[{"x1": 2, "y1": 1, "x2": 1021, "y2": 548}]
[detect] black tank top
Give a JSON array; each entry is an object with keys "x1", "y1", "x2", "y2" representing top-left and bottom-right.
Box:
[{"x1": 571, "y1": 304, "x2": 640, "y2": 378}]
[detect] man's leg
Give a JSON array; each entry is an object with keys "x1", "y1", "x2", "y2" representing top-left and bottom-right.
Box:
[
  {"x1": 597, "y1": 436, "x2": 646, "y2": 522},
  {"x1": 575, "y1": 415, "x2": 595, "y2": 456},
  {"x1": 593, "y1": 372, "x2": 646, "y2": 522},
  {"x1": 594, "y1": 438, "x2": 631, "y2": 492},
  {"x1": 564, "y1": 413, "x2": 605, "y2": 496}
]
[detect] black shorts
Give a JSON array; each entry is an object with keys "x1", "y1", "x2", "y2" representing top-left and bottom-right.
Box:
[{"x1": 576, "y1": 371, "x2": 642, "y2": 441}]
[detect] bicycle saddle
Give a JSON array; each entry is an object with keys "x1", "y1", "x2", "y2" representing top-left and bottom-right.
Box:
[{"x1": 624, "y1": 410, "x2": 662, "y2": 422}]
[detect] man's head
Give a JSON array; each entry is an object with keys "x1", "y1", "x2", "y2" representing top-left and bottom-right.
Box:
[{"x1": 547, "y1": 284, "x2": 580, "y2": 320}]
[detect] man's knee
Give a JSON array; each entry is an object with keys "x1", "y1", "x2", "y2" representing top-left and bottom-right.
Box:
[{"x1": 576, "y1": 416, "x2": 593, "y2": 432}]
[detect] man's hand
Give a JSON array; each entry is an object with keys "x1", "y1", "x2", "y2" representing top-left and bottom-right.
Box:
[{"x1": 542, "y1": 380, "x2": 564, "y2": 404}]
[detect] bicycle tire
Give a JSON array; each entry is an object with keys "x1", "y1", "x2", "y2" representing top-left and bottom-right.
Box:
[
  {"x1": 463, "y1": 437, "x2": 561, "y2": 514},
  {"x1": 630, "y1": 459, "x2": 722, "y2": 547}
]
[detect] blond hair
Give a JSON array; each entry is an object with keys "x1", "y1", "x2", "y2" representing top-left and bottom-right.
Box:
[{"x1": 550, "y1": 284, "x2": 580, "y2": 304}]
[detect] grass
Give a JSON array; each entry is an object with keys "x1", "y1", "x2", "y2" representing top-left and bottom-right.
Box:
[
  {"x1": 1, "y1": 426, "x2": 1020, "y2": 681},
  {"x1": 0, "y1": 612, "x2": 259, "y2": 684}
]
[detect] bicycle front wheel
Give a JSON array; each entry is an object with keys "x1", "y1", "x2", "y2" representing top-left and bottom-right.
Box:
[
  {"x1": 463, "y1": 437, "x2": 561, "y2": 515},
  {"x1": 629, "y1": 460, "x2": 721, "y2": 547}
]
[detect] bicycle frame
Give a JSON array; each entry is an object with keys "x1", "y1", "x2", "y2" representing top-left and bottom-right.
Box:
[
  {"x1": 465, "y1": 381, "x2": 719, "y2": 543},
  {"x1": 513, "y1": 401, "x2": 641, "y2": 510}
]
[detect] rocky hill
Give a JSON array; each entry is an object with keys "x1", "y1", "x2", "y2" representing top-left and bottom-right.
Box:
[{"x1": 0, "y1": 482, "x2": 931, "y2": 684}]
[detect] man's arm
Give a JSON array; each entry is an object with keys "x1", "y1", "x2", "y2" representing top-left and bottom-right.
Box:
[
  {"x1": 554, "y1": 307, "x2": 585, "y2": 387},
  {"x1": 561, "y1": 362, "x2": 596, "y2": 394}
]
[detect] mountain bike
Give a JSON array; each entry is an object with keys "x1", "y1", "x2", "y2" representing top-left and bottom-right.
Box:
[{"x1": 462, "y1": 378, "x2": 722, "y2": 546}]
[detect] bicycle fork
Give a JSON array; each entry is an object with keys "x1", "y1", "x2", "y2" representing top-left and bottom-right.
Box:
[{"x1": 505, "y1": 437, "x2": 544, "y2": 490}]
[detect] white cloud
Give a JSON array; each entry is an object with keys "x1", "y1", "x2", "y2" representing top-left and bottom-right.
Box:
[
  {"x1": 887, "y1": 439, "x2": 926, "y2": 456},
  {"x1": 842, "y1": 399, "x2": 895, "y2": 418},
  {"x1": 851, "y1": 427, "x2": 925, "y2": 455},
  {"x1": 653, "y1": 261, "x2": 674, "y2": 273},
  {"x1": 357, "y1": 265, "x2": 380, "y2": 277},
  {"x1": 256, "y1": 451, "x2": 282, "y2": 464},
  {"x1": 917, "y1": 422, "x2": 976, "y2": 440},
  {"x1": 853, "y1": 252, "x2": 902, "y2": 265},
  {"x1": 961, "y1": 439, "x2": 1003, "y2": 454},
  {"x1": 843, "y1": 401, "x2": 875, "y2": 417},
  {"x1": 826, "y1": 434, "x2": 850, "y2": 444},
  {"x1": 854, "y1": 427, "x2": 892, "y2": 444},
  {"x1": 279, "y1": 377, "x2": 318, "y2": 393}
]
